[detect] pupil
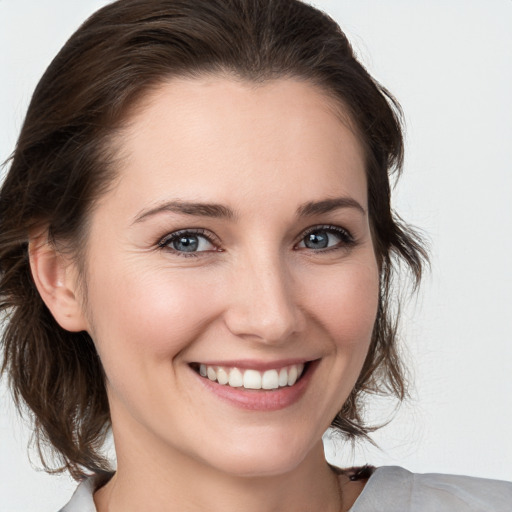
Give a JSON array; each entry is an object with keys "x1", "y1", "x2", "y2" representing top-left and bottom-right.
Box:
[
  {"x1": 305, "y1": 231, "x2": 328, "y2": 249},
  {"x1": 173, "y1": 235, "x2": 198, "y2": 252}
]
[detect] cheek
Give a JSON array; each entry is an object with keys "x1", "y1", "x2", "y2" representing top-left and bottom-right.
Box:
[
  {"x1": 84, "y1": 266, "x2": 220, "y2": 367},
  {"x1": 299, "y1": 256, "x2": 379, "y2": 419},
  {"x1": 307, "y1": 259, "x2": 380, "y2": 347}
]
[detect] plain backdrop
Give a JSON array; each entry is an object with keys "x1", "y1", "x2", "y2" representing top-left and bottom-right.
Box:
[{"x1": 1, "y1": 1, "x2": 511, "y2": 511}]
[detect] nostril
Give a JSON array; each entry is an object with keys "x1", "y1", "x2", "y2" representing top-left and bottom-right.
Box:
[{"x1": 223, "y1": 309, "x2": 301, "y2": 344}]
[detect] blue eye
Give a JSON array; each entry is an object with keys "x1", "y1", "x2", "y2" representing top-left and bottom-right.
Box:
[
  {"x1": 159, "y1": 230, "x2": 217, "y2": 254},
  {"x1": 297, "y1": 226, "x2": 354, "y2": 251}
]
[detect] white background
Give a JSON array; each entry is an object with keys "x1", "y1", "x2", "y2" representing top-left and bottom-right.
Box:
[{"x1": 1, "y1": 1, "x2": 511, "y2": 510}]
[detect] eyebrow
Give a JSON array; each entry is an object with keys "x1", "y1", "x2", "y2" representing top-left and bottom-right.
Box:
[
  {"x1": 133, "y1": 196, "x2": 366, "y2": 224},
  {"x1": 296, "y1": 197, "x2": 366, "y2": 217},
  {"x1": 133, "y1": 200, "x2": 237, "y2": 224}
]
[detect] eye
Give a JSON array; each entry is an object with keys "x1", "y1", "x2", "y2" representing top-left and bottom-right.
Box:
[
  {"x1": 296, "y1": 225, "x2": 354, "y2": 251},
  {"x1": 158, "y1": 229, "x2": 219, "y2": 255}
]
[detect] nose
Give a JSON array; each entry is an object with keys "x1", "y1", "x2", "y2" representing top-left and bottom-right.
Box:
[{"x1": 223, "y1": 252, "x2": 303, "y2": 345}]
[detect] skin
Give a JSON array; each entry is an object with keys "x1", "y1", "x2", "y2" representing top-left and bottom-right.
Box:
[{"x1": 33, "y1": 76, "x2": 379, "y2": 511}]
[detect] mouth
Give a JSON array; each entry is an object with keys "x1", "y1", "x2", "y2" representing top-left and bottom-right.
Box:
[
  {"x1": 190, "y1": 361, "x2": 309, "y2": 391},
  {"x1": 190, "y1": 360, "x2": 318, "y2": 411}
]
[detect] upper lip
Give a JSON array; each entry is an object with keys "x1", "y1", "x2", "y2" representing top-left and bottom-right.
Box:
[{"x1": 190, "y1": 358, "x2": 317, "y2": 371}]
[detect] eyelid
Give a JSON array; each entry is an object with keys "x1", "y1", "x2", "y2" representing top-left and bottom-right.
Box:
[
  {"x1": 156, "y1": 224, "x2": 356, "y2": 257},
  {"x1": 294, "y1": 224, "x2": 356, "y2": 250},
  {"x1": 157, "y1": 228, "x2": 222, "y2": 255}
]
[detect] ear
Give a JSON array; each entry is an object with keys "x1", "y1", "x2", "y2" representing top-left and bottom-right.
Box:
[{"x1": 29, "y1": 232, "x2": 88, "y2": 332}]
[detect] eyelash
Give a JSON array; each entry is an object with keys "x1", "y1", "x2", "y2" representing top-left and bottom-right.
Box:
[
  {"x1": 157, "y1": 228, "x2": 221, "y2": 258},
  {"x1": 296, "y1": 225, "x2": 355, "y2": 253},
  {"x1": 157, "y1": 225, "x2": 355, "y2": 258}
]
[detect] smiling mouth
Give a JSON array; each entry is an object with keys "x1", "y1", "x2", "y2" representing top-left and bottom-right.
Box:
[{"x1": 190, "y1": 362, "x2": 308, "y2": 390}]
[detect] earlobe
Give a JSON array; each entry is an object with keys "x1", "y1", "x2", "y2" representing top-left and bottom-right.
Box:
[{"x1": 28, "y1": 233, "x2": 88, "y2": 333}]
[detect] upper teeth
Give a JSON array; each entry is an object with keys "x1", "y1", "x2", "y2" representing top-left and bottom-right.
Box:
[{"x1": 198, "y1": 363, "x2": 305, "y2": 390}]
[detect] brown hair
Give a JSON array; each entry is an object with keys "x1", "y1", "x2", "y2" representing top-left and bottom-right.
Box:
[{"x1": 0, "y1": 0, "x2": 427, "y2": 479}]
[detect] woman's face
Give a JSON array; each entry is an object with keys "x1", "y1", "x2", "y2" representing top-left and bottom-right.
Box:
[{"x1": 79, "y1": 77, "x2": 379, "y2": 477}]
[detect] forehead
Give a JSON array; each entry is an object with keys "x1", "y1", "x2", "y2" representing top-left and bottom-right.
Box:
[{"x1": 107, "y1": 76, "x2": 367, "y2": 217}]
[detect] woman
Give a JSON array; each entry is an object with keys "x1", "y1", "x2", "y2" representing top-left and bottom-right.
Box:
[{"x1": 0, "y1": 0, "x2": 510, "y2": 511}]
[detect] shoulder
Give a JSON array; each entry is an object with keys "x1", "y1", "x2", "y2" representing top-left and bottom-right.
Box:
[
  {"x1": 58, "y1": 473, "x2": 112, "y2": 512},
  {"x1": 350, "y1": 466, "x2": 512, "y2": 512},
  {"x1": 57, "y1": 466, "x2": 512, "y2": 512}
]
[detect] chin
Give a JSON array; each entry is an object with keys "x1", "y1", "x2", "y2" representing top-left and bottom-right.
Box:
[{"x1": 198, "y1": 429, "x2": 320, "y2": 479}]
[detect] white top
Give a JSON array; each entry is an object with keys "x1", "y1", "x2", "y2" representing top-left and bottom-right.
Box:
[{"x1": 59, "y1": 466, "x2": 512, "y2": 512}]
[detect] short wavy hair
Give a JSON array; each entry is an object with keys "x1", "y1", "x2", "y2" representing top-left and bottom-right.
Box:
[{"x1": 0, "y1": 0, "x2": 427, "y2": 479}]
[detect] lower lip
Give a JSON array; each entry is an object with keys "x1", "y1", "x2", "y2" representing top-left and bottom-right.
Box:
[{"x1": 194, "y1": 362, "x2": 318, "y2": 411}]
